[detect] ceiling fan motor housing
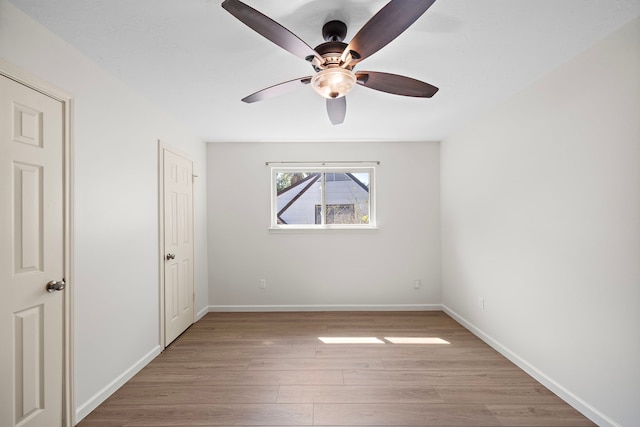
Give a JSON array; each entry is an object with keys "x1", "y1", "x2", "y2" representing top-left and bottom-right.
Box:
[
  {"x1": 311, "y1": 41, "x2": 351, "y2": 72},
  {"x1": 306, "y1": 21, "x2": 361, "y2": 72},
  {"x1": 322, "y1": 20, "x2": 348, "y2": 42}
]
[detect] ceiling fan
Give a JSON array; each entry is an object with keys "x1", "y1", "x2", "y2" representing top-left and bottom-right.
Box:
[{"x1": 221, "y1": 0, "x2": 439, "y2": 125}]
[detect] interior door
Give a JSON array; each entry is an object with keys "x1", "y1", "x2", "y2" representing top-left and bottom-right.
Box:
[
  {"x1": 0, "y1": 75, "x2": 65, "y2": 426},
  {"x1": 163, "y1": 148, "x2": 195, "y2": 346}
]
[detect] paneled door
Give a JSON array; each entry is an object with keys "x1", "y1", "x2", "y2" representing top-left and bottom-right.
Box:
[
  {"x1": 0, "y1": 75, "x2": 65, "y2": 426},
  {"x1": 162, "y1": 148, "x2": 194, "y2": 346}
]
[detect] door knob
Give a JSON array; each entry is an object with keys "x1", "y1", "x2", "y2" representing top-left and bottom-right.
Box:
[
  {"x1": 46, "y1": 279, "x2": 66, "y2": 293},
  {"x1": 166, "y1": 253, "x2": 176, "y2": 260}
]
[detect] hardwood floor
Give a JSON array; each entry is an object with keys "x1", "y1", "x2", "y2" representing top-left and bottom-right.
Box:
[{"x1": 77, "y1": 311, "x2": 595, "y2": 426}]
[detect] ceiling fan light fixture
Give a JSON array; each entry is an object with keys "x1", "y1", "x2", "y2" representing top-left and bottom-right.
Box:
[{"x1": 311, "y1": 67, "x2": 356, "y2": 99}]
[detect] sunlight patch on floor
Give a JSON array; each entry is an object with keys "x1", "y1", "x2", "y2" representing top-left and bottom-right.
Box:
[
  {"x1": 385, "y1": 337, "x2": 450, "y2": 344},
  {"x1": 317, "y1": 337, "x2": 451, "y2": 344}
]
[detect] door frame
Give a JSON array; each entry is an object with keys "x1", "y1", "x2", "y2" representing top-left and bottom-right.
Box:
[
  {"x1": 157, "y1": 141, "x2": 195, "y2": 348},
  {"x1": 0, "y1": 59, "x2": 74, "y2": 427}
]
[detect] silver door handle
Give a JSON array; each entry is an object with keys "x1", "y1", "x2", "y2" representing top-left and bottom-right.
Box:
[
  {"x1": 166, "y1": 253, "x2": 176, "y2": 260},
  {"x1": 46, "y1": 279, "x2": 66, "y2": 293}
]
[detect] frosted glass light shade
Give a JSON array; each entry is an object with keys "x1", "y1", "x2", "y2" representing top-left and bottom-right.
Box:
[{"x1": 311, "y1": 68, "x2": 356, "y2": 99}]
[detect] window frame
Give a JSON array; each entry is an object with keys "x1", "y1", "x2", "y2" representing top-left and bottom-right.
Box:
[{"x1": 270, "y1": 165, "x2": 377, "y2": 231}]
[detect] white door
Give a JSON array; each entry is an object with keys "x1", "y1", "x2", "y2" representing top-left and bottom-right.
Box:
[
  {"x1": 0, "y1": 75, "x2": 65, "y2": 426},
  {"x1": 163, "y1": 148, "x2": 194, "y2": 346}
]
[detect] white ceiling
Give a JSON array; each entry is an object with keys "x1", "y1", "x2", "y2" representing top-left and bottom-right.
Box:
[{"x1": 9, "y1": 0, "x2": 640, "y2": 142}]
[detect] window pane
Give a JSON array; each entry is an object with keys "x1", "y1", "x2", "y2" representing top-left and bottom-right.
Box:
[
  {"x1": 275, "y1": 172, "x2": 321, "y2": 225},
  {"x1": 324, "y1": 172, "x2": 370, "y2": 224}
]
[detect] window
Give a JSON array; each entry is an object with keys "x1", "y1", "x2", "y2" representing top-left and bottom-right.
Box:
[{"x1": 271, "y1": 166, "x2": 375, "y2": 229}]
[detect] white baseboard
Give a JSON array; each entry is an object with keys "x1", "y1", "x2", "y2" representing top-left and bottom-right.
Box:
[
  {"x1": 205, "y1": 304, "x2": 443, "y2": 312},
  {"x1": 196, "y1": 305, "x2": 209, "y2": 321},
  {"x1": 441, "y1": 305, "x2": 620, "y2": 427},
  {"x1": 75, "y1": 345, "x2": 162, "y2": 423}
]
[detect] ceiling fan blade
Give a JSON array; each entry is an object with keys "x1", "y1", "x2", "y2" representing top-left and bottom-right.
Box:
[
  {"x1": 343, "y1": 0, "x2": 436, "y2": 65},
  {"x1": 326, "y1": 97, "x2": 346, "y2": 125},
  {"x1": 242, "y1": 77, "x2": 312, "y2": 103},
  {"x1": 222, "y1": 0, "x2": 321, "y2": 62},
  {"x1": 356, "y1": 71, "x2": 439, "y2": 97}
]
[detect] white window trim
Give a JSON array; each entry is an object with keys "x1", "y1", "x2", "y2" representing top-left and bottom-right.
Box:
[{"x1": 270, "y1": 165, "x2": 377, "y2": 231}]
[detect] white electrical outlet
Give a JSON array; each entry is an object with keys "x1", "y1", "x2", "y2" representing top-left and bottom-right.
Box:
[
  {"x1": 413, "y1": 280, "x2": 421, "y2": 289},
  {"x1": 259, "y1": 279, "x2": 266, "y2": 289},
  {"x1": 479, "y1": 297, "x2": 485, "y2": 310}
]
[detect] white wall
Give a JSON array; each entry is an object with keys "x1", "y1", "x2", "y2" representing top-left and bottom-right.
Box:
[
  {"x1": 441, "y1": 18, "x2": 639, "y2": 427},
  {"x1": 207, "y1": 141, "x2": 440, "y2": 310},
  {"x1": 0, "y1": 1, "x2": 208, "y2": 422}
]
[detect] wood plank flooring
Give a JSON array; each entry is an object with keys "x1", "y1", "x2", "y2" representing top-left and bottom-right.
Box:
[{"x1": 77, "y1": 311, "x2": 595, "y2": 426}]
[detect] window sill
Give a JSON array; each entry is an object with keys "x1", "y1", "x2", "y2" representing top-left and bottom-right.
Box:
[{"x1": 269, "y1": 225, "x2": 379, "y2": 234}]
